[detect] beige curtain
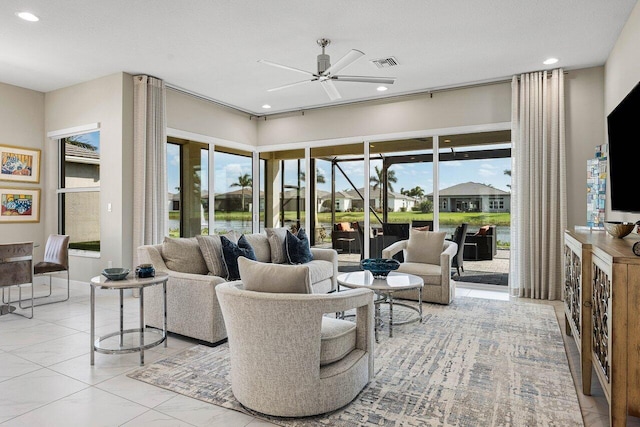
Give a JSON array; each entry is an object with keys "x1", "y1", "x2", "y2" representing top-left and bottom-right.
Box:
[
  {"x1": 510, "y1": 69, "x2": 566, "y2": 300},
  {"x1": 133, "y1": 75, "x2": 167, "y2": 267}
]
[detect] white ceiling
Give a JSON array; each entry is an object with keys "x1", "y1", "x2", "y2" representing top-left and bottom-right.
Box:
[{"x1": 1, "y1": 0, "x2": 637, "y2": 115}]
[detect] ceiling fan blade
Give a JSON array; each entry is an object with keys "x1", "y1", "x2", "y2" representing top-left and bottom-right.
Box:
[
  {"x1": 267, "y1": 79, "x2": 316, "y2": 92},
  {"x1": 331, "y1": 75, "x2": 396, "y2": 84},
  {"x1": 258, "y1": 59, "x2": 316, "y2": 77},
  {"x1": 322, "y1": 49, "x2": 364, "y2": 76},
  {"x1": 320, "y1": 80, "x2": 341, "y2": 101}
]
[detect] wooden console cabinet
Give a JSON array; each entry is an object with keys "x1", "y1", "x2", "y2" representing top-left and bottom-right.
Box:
[{"x1": 564, "y1": 228, "x2": 640, "y2": 426}]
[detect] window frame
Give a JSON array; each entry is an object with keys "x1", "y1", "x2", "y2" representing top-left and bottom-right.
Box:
[{"x1": 57, "y1": 129, "x2": 101, "y2": 257}]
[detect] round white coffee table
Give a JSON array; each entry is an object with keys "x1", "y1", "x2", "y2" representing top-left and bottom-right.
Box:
[
  {"x1": 89, "y1": 272, "x2": 169, "y2": 366},
  {"x1": 337, "y1": 271, "x2": 423, "y2": 342}
]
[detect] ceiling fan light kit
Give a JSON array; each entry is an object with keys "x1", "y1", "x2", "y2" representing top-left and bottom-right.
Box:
[{"x1": 259, "y1": 38, "x2": 396, "y2": 101}]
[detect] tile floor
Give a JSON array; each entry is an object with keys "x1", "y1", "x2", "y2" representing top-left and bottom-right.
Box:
[{"x1": 0, "y1": 279, "x2": 636, "y2": 426}]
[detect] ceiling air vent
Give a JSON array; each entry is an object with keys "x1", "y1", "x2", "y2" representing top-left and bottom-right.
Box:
[{"x1": 371, "y1": 56, "x2": 399, "y2": 68}]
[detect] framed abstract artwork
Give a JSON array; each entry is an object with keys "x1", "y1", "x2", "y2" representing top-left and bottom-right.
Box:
[
  {"x1": 0, "y1": 188, "x2": 40, "y2": 223},
  {"x1": 0, "y1": 145, "x2": 41, "y2": 183}
]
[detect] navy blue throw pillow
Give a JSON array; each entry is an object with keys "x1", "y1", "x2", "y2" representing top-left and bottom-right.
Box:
[
  {"x1": 285, "y1": 228, "x2": 314, "y2": 264},
  {"x1": 221, "y1": 235, "x2": 256, "y2": 280}
]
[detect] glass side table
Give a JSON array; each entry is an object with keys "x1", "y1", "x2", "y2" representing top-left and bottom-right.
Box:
[{"x1": 89, "y1": 272, "x2": 169, "y2": 366}]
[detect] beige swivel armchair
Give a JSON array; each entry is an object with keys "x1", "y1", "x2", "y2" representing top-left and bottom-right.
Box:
[
  {"x1": 217, "y1": 273, "x2": 375, "y2": 417},
  {"x1": 382, "y1": 229, "x2": 458, "y2": 305}
]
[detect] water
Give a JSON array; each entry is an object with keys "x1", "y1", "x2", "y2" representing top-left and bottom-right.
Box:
[{"x1": 169, "y1": 219, "x2": 511, "y2": 244}]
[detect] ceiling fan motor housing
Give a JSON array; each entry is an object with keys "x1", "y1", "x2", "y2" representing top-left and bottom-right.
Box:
[{"x1": 317, "y1": 54, "x2": 331, "y2": 74}]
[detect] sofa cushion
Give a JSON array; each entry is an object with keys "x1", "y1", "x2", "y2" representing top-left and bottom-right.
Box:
[
  {"x1": 238, "y1": 257, "x2": 312, "y2": 294},
  {"x1": 320, "y1": 317, "x2": 356, "y2": 365},
  {"x1": 285, "y1": 228, "x2": 314, "y2": 264},
  {"x1": 265, "y1": 227, "x2": 288, "y2": 264},
  {"x1": 196, "y1": 232, "x2": 238, "y2": 277},
  {"x1": 397, "y1": 262, "x2": 443, "y2": 285},
  {"x1": 307, "y1": 260, "x2": 334, "y2": 284},
  {"x1": 405, "y1": 229, "x2": 446, "y2": 265},
  {"x1": 242, "y1": 233, "x2": 271, "y2": 263},
  {"x1": 162, "y1": 237, "x2": 208, "y2": 275},
  {"x1": 221, "y1": 235, "x2": 256, "y2": 281}
]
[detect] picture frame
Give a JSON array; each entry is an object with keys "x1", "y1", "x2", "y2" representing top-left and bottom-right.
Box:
[
  {"x1": 0, "y1": 144, "x2": 41, "y2": 183},
  {"x1": 0, "y1": 188, "x2": 40, "y2": 223}
]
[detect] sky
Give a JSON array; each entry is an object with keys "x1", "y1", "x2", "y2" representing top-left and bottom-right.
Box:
[{"x1": 167, "y1": 145, "x2": 512, "y2": 196}]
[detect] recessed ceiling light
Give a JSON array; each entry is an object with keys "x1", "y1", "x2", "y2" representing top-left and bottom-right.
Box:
[
  {"x1": 543, "y1": 57, "x2": 559, "y2": 65},
  {"x1": 376, "y1": 86, "x2": 388, "y2": 92},
  {"x1": 444, "y1": 139, "x2": 451, "y2": 143},
  {"x1": 262, "y1": 104, "x2": 271, "y2": 109},
  {"x1": 16, "y1": 11, "x2": 39, "y2": 22}
]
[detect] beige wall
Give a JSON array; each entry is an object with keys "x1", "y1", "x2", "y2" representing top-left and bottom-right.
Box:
[
  {"x1": 564, "y1": 67, "x2": 605, "y2": 228},
  {"x1": 166, "y1": 89, "x2": 257, "y2": 145},
  {"x1": 257, "y1": 83, "x2": 512, "y2": 145},
  {"x1": 0, "y1": 82, "x2": 45, "y2": 259},
  {"x1": 604, "y1": 0, "x2": 640, "y2": 222},
  {"x1": 44, "y1": 73, "x2": 133, "y2": 281}
]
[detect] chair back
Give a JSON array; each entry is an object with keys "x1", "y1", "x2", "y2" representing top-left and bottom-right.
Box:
[
  {"x1": 382, "y1": 223, "x2": 410, "y2": 240},
  {"x1": 0, "y1": 242, "x2": 34, "y2": 288},
  {"x1": 43, "y1": 235, "x2": 70, "y2": 269},
  {"x1": 411, "y1": 220, "x2": 434, "y2": 230},
  {"x1": 451, "y1": 223, "x2": 468, "y2": 269}
]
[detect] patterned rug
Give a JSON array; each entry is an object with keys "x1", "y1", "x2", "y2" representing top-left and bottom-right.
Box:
[{"x1": 128, "y1": 297, "x2": 583, "y2": 426}]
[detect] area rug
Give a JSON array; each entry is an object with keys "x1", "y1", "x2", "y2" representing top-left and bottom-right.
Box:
[
  {"x1": 455, "y1": 270, "x2": 509, "y2": 286},
  {"x1": 128, "y1": 297, "x2": 583, "y2": 426}
]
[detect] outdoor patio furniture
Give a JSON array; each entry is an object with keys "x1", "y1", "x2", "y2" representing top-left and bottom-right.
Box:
[
  {"x1": 463, "y1": 225, "x2": 497, "y2": 260},
  {"x1": 332, "y1": 222, "x2": 360, "y2": 254},
  {"x1": 447, "y1": 223, "x2": 468, "y2": 276}
]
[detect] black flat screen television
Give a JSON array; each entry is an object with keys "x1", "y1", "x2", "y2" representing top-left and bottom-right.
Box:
[{"x1": 607, "y1": 81, "x2": 640, "y2": 213}]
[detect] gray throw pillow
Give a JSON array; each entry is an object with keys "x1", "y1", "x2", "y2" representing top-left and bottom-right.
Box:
[
  {"x1": 196, "y1": 232, "x2": 238, "y2": 277},
  {"x1": 265, "y1": 227, "x2": 288, "y2": 264},
  {"x1": 405, "y1": 229, "x2": 446, "y2": 265},
  {"x1": 238, "y1": 257, "x2": 312, "y2": 294},
  {"x1": 162, "y1": 237, "x2": 209, "y2": 275}
]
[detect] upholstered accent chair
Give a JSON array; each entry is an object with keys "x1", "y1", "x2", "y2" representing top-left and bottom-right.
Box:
[
  {"x1": 217, "y1": 257, "x2": 375, "y2": 417},
  {"x1": 382, "y1": 228, "x2": 458, "y2": 305},
  {"x1": 0, "y1": 242, "x2": 34, "y2": 318}
]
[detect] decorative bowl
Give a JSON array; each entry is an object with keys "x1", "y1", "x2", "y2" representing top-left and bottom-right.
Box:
[
  {"x1": 102, "y1": 268, "x2": 130, "y2": 281},
  {"x1": 604, "y1": 221, "x2": 635, "y2": 238},
  {"x1": 360, "y1": 258, "x2": 400, "y2": 279}
]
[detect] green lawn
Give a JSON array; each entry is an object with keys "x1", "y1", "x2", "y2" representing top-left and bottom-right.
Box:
[{"x1": 187, "y1": 210, "x2": 510, "y2": 227}]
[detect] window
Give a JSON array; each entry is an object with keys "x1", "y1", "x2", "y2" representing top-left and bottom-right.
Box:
[
  {"x1": 59, "y1": 131, "x2": 100, "y2": 252},
  {"x1": 167, "y1": 139, "x2": 209, "y2": 237}
]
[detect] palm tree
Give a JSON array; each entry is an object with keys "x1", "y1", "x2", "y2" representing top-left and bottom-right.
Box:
[
  {"x1": 230, "y1": 173, "x2": 252, "y2": 211},
  {"x1": 300, "y1": 168, "x2": 326, "y2": 184},
  {"x1": 370, "y1": 166, "x2": 397, "y2": 211}
]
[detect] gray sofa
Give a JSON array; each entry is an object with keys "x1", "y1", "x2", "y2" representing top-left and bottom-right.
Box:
[{"x1": 137, "y1": 232, "x2": 338, "y2": 344}]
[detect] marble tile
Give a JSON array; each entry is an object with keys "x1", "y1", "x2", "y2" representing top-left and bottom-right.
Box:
[
  {"x1": 120, "y1": 409, "x2": 194, "y2": 426},
  {"x1": 96, "y1": 374, "x2": 177, "y2": 408},
  {"x1": 10, "y1": 331, "x2": 90, "y2": 366},
  {"x1": 466, "y1": 288, "x2": 511, "y2": 301},
  {"x1": 0, "y1": 322, "x2": 79, "y2": 352},
  {"x1": 0, "y1": 368, "x2": 88, "y2": 423},
  {"x1": 2, "y1": 387, "x2": 148, "y2": 426},
  {"x1": 246, "y1": 419, "x2": 280, "y2": 427},
  {"x1": 48, "y1": 349, "x2": 166, "y2": 386},
  {"x1": 155, "y1": 394, "x2": 256, "y2": 427},
  {"x1": 0, "y1": 352, "x2": 41, "y2": 382}
]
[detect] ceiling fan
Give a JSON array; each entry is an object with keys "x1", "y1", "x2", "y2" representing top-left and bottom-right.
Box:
[{"x1": 258, "y1": 38, "x2": 396, "y2": 101}]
